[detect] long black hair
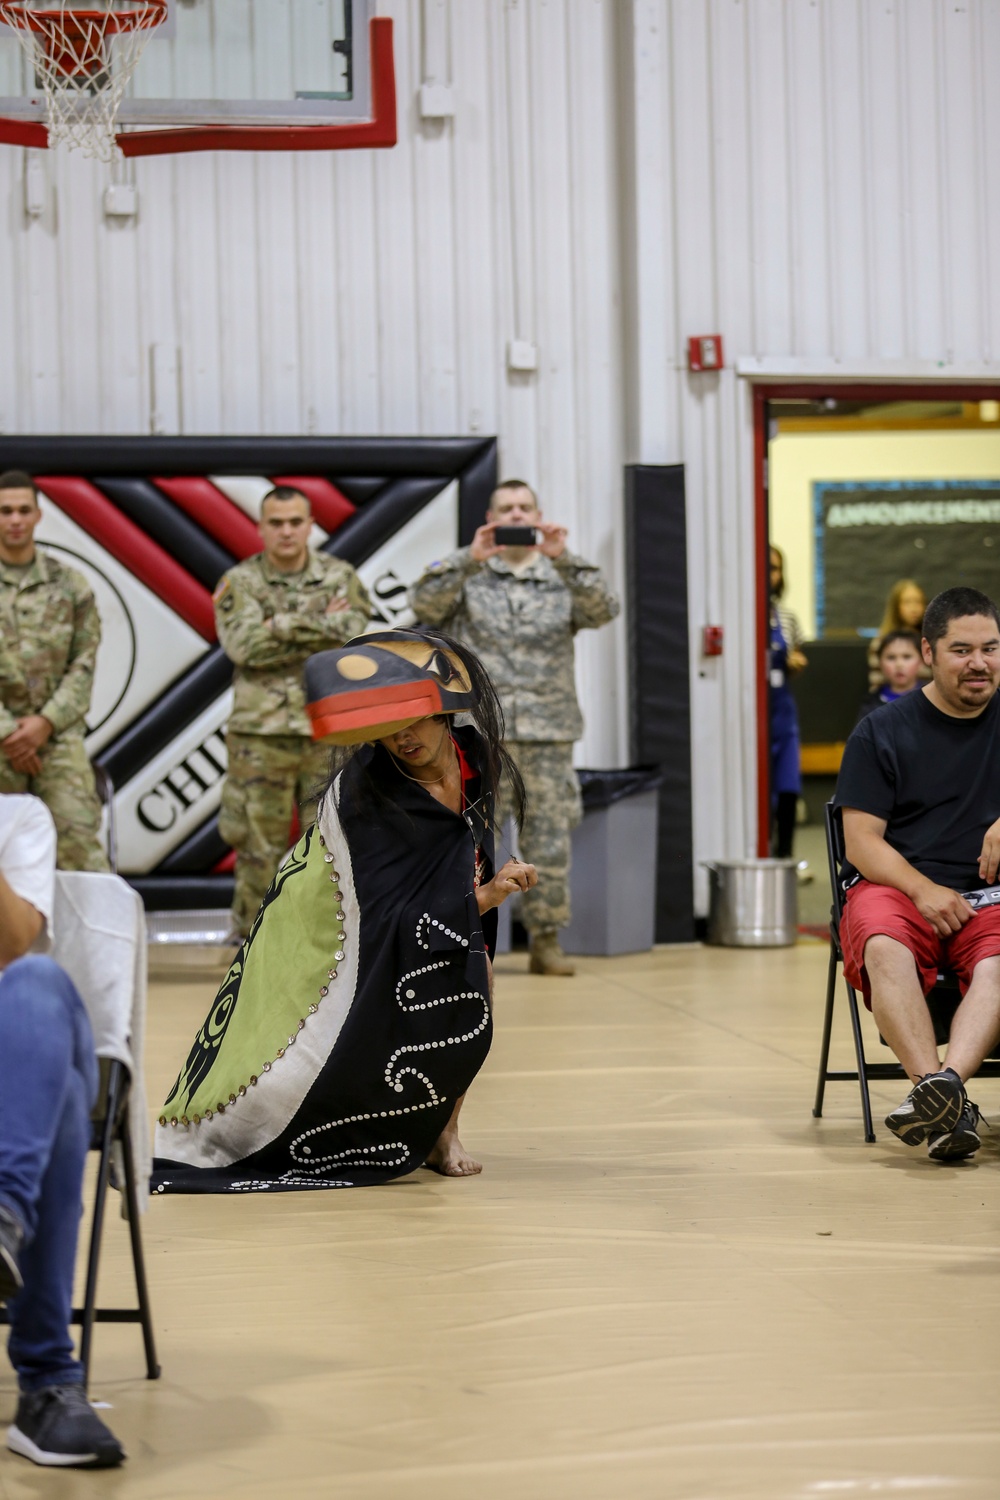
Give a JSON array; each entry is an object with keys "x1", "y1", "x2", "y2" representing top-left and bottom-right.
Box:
[{"x1": 322, "y1": 628, "x2": 526, "y2": 828}]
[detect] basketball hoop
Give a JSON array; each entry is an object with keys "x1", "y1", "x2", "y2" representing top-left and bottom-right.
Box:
[{"x1": 0, "y1": 1, "x2": 167, "y2": 159}]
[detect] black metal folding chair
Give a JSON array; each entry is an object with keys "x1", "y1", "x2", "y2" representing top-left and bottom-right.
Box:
[
  {"x1": 813, "y1": 800, "x2": 1000, "y2": 1143},
  {"x1": 77, "y1": 1054, "x2": 159, "y2": 1386}
]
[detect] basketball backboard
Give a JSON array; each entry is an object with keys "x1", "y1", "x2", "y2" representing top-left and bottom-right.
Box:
[{"x1": 0, "y1": 0, "x2": 394, "y2": 154}]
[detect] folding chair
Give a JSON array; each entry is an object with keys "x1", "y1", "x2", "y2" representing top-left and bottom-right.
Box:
[
  {"x1": 813, "y1": 801, "x2": 1000, "y2": 1143},
  {"x1": 0, "y1": 873, "x2": 160, "y2": 1386}
]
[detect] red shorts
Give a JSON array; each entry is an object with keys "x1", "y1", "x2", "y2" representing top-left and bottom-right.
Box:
[{"x1": 840, "y1": 880, "x2": 1000, "y2": 1008}]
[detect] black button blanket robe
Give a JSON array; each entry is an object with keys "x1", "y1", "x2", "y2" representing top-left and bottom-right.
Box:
[{"x1": 152, "y1": 728, "x2": 496, "y2": 1192}]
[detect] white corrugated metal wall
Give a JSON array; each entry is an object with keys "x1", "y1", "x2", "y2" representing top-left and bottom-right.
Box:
[
  {"x1": 622, "y1": 0, "x2": 1000, "y2": 905},
  {"x1": 2, "y1": 0, "x2": 999, "y2": 911},
  {"x1": 0, "y1": 0, "x2": 626, "y2": 769}
]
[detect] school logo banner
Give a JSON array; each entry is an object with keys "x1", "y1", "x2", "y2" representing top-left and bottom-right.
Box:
[{"x1": 0, "y1": 437, "x2": 496, "y2": 907}]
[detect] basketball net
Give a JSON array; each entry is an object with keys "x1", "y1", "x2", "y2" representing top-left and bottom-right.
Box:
[{"x1": 0, "y1": 1, "x2": 167, "y2": 160}]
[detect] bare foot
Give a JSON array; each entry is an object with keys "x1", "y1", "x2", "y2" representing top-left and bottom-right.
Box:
[{"x1": 424, "y1": 1130, "x2": 483, "y2": 1177}]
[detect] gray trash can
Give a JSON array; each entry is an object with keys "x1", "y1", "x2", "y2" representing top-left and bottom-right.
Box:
[
  {"x1": 560, "y1": 767, "x2": 663, "y2": 956},
  {"x1": 704, "y1": 858, "x2": 797, "y2": 947}
]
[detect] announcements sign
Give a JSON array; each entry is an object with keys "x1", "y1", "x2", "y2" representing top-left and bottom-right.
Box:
[{"x1": 814, "y1": 480, "x2": 1000, "y2": 636}]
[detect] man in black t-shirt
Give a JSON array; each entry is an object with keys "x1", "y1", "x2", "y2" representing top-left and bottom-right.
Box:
[{"x1": 835, "y1": 586, "x2": 1000, "y2": 1162}]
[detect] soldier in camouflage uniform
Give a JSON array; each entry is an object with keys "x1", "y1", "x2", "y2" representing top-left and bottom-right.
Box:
[
  {"x1": 410, "y1": 479, "x2": 619, "y2": 974},
  {"x1": 215, "y1": 486, "x2": 371, "y2": 936},
  {"x1": 0, "y1": 472, "x2": 109, "y2": 872}
]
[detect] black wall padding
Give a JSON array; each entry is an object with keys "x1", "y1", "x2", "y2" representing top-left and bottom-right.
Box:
[
  {"x1": 2, "y1": 435, "x2": 491, "y2": 477},
  {"x1": 459, "y1": 441, "x2": 497, "y2": 544},
  {"x1": 5, "y1": 434, "x2": 498, "y2": 574},
  {"x1": 323, "y1": 477, "x2": 451, "y2": 566},
  {"x1": 97, "y1": 648, "x2": 232, "y2": 785},
  {"x1": 128, "y1": 875, "x2": 234, "y2": 910},
  {"x1": 332, "y1": 477, "x2": 386, "y2": 503},
  {"x1": 154, "y1": 814, "x2": 229, "y2": 873},
  {"x1": 625, "y1": 465, "x2": 694, "y2": 943},
  {"x1": 95, "y1": 476, "x2": 234, "y2": 590}
]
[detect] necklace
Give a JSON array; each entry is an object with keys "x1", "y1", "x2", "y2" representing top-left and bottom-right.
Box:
[
  {"x1": 393, "y1": 741, "x2": 458, "y2": 787},
  {"x1": 395, "y1": 763, "x2": 451, "y2": 786}
]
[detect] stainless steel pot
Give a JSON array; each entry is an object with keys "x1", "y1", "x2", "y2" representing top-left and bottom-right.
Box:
[{"x1": 703, "y1": 859, "x2": 798, "y2": 947}]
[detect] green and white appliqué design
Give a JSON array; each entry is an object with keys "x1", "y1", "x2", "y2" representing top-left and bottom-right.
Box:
[{"x1": 160, "y1": 820, "x2": 348, "y2": 1128}]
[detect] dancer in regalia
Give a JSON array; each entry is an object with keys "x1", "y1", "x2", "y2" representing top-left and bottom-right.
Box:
[{"x1": 152, "y1": 629, "x2": 535, "y2": 1193}]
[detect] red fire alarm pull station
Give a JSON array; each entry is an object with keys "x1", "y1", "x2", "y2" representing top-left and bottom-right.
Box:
[
  {"x1": 702, "y1": 625, "x2": 724, "y2": 657},
  {"x1": 687, "y1": 335, "x2": 724, "y2": 372}
]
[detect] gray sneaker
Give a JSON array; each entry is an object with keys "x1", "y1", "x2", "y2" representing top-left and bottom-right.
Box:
[
  {"x1": 884, "y1": 1068, "x2": 966, "y2": 1146},
  {"x1": 7, "y1": 1384, "x2": 124, "y2": 1468},
  {"x1": 928, "y1": 1100, "x2": 985, "y2": 1162}
]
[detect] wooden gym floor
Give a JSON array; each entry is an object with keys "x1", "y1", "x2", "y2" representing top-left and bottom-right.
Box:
[{"x1": 2, "y1": 940, "x2": 999, "y2": 1500}]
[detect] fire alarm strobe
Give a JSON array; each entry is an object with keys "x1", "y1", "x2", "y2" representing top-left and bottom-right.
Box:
[
  {"x1": 687, "y1": 335, "x2": 724, "y2": 372},
  {"x1": 702, "y1": 625, "x2": 724, "y2": 657}
]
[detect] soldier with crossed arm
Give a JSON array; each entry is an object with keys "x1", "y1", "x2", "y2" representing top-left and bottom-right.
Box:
[{"x1": 215, "y1": 486, "x2": 371, "y2": 938}]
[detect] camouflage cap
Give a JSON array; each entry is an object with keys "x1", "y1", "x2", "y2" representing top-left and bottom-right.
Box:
[{"x1": 304, "y1": 629, "x2": 477, "y2": 744}]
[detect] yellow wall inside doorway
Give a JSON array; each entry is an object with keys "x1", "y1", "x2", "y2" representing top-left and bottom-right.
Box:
[{"x1": 770, "y1": 428, "x2": 1000, "y2": 637}]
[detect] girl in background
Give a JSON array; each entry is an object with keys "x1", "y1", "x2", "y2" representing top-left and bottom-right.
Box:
[
  {"x1": 856, "y1": 629, "x2": 923, "y2": 723},
  {"x1": 868, "y1": 579, "x2": 927, "y2": 689}
]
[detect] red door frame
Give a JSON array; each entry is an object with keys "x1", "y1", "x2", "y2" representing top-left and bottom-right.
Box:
[{"x1": 753, "y1": 378, "x2": 1000, "y2": 856}]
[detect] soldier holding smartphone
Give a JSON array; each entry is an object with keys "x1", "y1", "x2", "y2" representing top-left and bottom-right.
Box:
[{"x1": 410, "y1": 480, "x2": 619, "y2": 975}]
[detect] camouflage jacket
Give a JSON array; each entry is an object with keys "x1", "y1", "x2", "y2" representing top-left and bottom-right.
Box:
[
  {"x1": 215, "y1": 551, "x2": 371, "y2": 736},
  {"x1": 409, "y1": 547, "x2": 619, "y2": 741},
  {"x1": 0, "y1": 549, "x2": 101, "y2": 741}
]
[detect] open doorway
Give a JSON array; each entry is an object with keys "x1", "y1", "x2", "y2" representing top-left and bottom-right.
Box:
[{"x1": 753, "y1": 383, "x2": 1000, "y2": 919}]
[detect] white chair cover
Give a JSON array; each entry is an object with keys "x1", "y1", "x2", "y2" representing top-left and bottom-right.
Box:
[{"x1": 52, "y1": 872, "x2": 150, "y2": 1211}]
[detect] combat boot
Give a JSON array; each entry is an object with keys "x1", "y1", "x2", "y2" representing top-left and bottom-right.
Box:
[{"x1": 529, "y1": 929, "x2": 576, "y2": 976}]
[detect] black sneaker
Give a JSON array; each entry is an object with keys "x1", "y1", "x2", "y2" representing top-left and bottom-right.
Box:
[
  {"x1": 884, "y1": 1068, "x2": 966, "y2": 1146},
  {"x1": 0, "y1": 1205, "x2": 23, "y2": 1302},
  {"x1": 928, "y1": 1101, "x2": 986, "y2": 1162},
  {"x1": 7, "y1": 1385, "x2": 125, "y2": 1468}
]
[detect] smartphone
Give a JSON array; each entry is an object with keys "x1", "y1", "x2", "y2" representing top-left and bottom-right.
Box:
[
  {"x1": 963, "y1": 885, "x2": 1000, "y2": 910},
  {"x1": 494, "y1": 526, "x2": 537, "y2": 546},
  {"x1": 959, "y1": 882, "x2": 1000, "y2": 906}
]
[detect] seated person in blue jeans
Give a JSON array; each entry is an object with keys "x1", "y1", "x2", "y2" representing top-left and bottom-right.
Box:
[{"x1": 0, "y1": 793, "x2": 124, "y2": 1467}]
